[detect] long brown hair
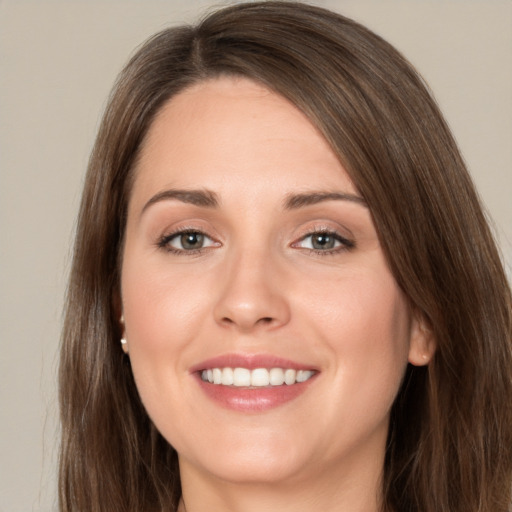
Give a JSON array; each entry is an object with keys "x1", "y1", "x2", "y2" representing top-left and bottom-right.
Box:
[{"x1": 59, "y1": 2, "x2": 512, "y2": 511}]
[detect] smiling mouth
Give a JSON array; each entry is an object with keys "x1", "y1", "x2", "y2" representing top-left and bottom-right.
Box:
[{"x1": 200, "y1": 367, "x2": 316, "y2": 387}]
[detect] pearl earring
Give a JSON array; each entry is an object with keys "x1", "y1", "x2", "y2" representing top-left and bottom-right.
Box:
[
  {"x1": 120, "y1": 337, "x2": 128, "y2": 353},
  {"x1": 119, "y1": 313, "x2": 128, "y2": 353}
]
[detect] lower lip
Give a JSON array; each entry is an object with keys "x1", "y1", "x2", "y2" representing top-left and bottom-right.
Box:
[{"x1": 195, "y1": 374, "x2": 316, "y2": 412}]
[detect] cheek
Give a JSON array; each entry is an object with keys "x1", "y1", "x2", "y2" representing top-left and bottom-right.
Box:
[
  {"x1": 120, "y1": 252, "x2": 211, "y2": 407},
  {"x1": 299, "y1": 268, "x2": 412, "y2": 402},
  {"x1": 122, "y1": 252, "x2": 209, "y2": 348},
  {"x1": 301, "y1": 265, "x2": 411, "y2": 346},
  {"x1": 120, "y1": 261, "x2": 209, "y2": 444},
  {"x1": 348, "y1": 286, "x2": 411, "y2": 412}
]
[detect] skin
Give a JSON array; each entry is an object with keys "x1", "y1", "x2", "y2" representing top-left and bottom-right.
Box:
[{"x1": 121, "y1": 76, "x2": 434, "y2": 512}]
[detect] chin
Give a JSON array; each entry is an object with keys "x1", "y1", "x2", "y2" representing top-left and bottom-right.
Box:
[{"x1": 177, "y1": 430, "x2": 312, "y2": 485}]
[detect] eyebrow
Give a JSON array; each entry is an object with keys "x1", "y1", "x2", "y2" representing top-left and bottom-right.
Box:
[
  {"x1": 284, "y1": 191, "x2": 367, "y2": 209},
  {"x1": 141, "y1": 188, "x2": 219, "y2": 215},
  {"x1": 140, "y1": 188, "x2": 366, "y2": 216}
]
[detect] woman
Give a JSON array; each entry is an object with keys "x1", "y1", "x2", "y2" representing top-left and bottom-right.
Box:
[{"x1": 59, "y1": 2, "x2": 512, "y2": 511}]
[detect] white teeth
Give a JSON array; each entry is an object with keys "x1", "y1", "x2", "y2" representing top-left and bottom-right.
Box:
[
  {"x1": 269, "y1": 368, "x2": 285, "y2": 386},
  {"x1": 222, "y1": 367, "x2": 234, "y2": 385},
  {"x1": 200, "y1": 367, "x2": 314, "y2": 386},
  {"x1": 233, "y1": 368, "x2": 251, "y2": 386},
  {"x1": 296, "y1": 370, "x2": 314, "y2": 383},
  {"x1": 213, "y1": 368, "x2": 222, "y2": 384},
  {"x1": 251, "y1": 368, "x2": 270, "y2": 387},
  {"x1": 284, "y1": 369, "x2": 296, "y2": 385}
]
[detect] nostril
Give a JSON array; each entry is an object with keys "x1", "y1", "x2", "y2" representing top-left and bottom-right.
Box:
[{"x1": 220, "y1": 316, "x2": 275, "y2": 328}]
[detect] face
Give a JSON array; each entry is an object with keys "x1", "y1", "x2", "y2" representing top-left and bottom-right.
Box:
[{"x1": 121, "y1": 77, "x2": 430, "y2": 488}]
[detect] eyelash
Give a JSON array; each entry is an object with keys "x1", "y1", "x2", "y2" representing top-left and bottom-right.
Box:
[
  {"x1": 156, "y1": 228, "x2": 218, "y2": 255},
  {"x1": 156, "y1": 228, "x2": 355, "y2": 255},
  {"x1": 293, "y1": 229, "x2": 355, "y2": 255}
]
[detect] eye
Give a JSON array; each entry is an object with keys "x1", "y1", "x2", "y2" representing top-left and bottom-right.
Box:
[
  {"x1": 158, "y1": 230, "x2": 218, "y2": 253},
  {"x1": 294, "y1": 231, "x2": 354, "y2": 252}
]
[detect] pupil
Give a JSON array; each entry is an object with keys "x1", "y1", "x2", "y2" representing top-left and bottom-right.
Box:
[
  {"x1": 181, "y1": 233, "x2": 203, "y2": 250},
  {"x1": 312, "y1": 234, "x2": 334, "y2": 250}
]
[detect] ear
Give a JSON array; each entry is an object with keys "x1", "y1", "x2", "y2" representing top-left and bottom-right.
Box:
[
  {"x1": 113, "y1": 293, "x2": 129, "y2": 354},
  {"x1": 112, "y1": 289, "x2": 123, "y2": 325},
  {"x1": 408, "y1": 312, "x2": 436, "y2": 366},
  {"x1": 119, "y1": 314, "x2": 129, "y2": 354}
]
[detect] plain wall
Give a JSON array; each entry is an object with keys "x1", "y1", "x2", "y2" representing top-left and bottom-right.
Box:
[{"x1": 0, "y1": 1, "x2": 510, "y2": 511}]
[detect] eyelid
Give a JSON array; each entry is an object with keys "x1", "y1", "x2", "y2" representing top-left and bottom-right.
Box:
[
  {"x1": 157, "y1": 227, "x2": 221, "y2": 254},
  {"x1": 291, "y1": 226, "x2": 355, "y2": 253},
  {"x1": 155, "y1": 223, "x2": 354, "y2": 255}
]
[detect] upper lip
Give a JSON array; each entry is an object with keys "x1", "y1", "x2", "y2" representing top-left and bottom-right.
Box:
[{"x1": 189, "y1": 353, "x2": 318, "y2": 373}]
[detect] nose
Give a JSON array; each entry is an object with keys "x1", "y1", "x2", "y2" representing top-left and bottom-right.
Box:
[{"x1": 213, "y1": 248, "x2": 291, "y2": 333}]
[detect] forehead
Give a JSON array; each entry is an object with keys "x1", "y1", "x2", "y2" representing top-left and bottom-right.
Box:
[
  {"x1": 143, "y1": 76, "x2": 321, "y2": 147},
  {"x1": 132, "y1": 76, "x2": 356, "y2": 202}
]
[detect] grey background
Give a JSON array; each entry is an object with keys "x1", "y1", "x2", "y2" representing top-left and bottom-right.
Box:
[{"x1": 1, "y1": 1, "x2": 511, "y2": 511}]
